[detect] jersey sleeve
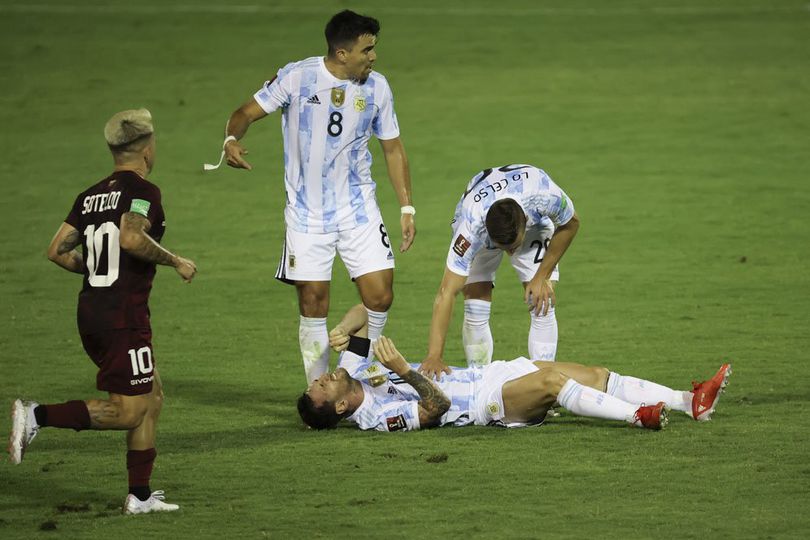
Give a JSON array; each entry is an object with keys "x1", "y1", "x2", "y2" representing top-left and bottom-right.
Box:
[
  {"x1": 253, "y1": 64, "x2": 294, "y2": 114},
  {"x1": 372, "y1": 77, "x2": 400, "y2": 140},
  {"x1": 530, "y1": 178, "x2": 575, "y2": 227},
  {"x1": 376, "y1": 401, "x2": 421, "y2": 432},
  {"x1": 445, "y1": 210, "x2": 486, "y2": 276},
  {"x1": 65, "y1": 194, "x2": 83, "y2": 229},
  {"x1": 126, "y1": 182, "x2": 163, "y2": 227}
]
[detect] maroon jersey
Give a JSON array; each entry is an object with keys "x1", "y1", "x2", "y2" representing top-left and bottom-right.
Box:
[{"x1": 65, "y1": 170, "x2": 166, "y2": 333}]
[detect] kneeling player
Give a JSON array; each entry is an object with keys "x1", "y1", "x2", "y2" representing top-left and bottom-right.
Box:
[
  {"x1": 8, "y1": 109, "x2": 196, "y2": 514},
  {"x1": 297, "y1": 307, "x2": 731, "y2": 431}
]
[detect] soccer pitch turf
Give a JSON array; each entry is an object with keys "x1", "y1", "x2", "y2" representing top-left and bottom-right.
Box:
[{"x1": 1, "y1": 0, "x2": 809, "y2": 537}]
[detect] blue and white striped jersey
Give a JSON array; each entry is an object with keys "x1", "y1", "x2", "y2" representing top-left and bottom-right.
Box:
[
  {"x1": 446, "y1": 164, "x2": 575, "y2": 276},
  {"x1": 253, "y1": 56, "x2": 400, "y2": 233},
  {"x1": 341, "y1": 354, "x2": 483, "y2": 432}
]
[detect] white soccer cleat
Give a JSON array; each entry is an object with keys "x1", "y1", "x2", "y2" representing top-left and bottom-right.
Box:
[
  {"x1": 123, "y1": 490, "x2": 180, "y2": 515},
  {"x1": 8, "y1": 399, "x2": 39, "y2": 464}
]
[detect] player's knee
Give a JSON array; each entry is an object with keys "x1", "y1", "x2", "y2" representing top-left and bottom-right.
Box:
[
  {"x1": 538, "y1": 369, "x2": 569, "y2": 397},
  {"x1": 364, "y1": 289, "x2": 393, "y2": 312},
  {"x1": 298, "y1": 290, "x2": 329, "y2": 316},
  {"x1": 149, "y1": 386, "x2": 164, "y2": 416},
  {"x1": 118, "y1": 401, "x2": 149, "y2": 429},
  {"x1": 463, "y1": 282, "x2": 493, "y2": 301}
]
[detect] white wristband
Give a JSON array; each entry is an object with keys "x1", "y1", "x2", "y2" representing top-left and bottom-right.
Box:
[
  {"x1": 203, "y1": 136, "x2": 239, "y2": 171},
  {"x1": 400, "y1": 205, "x2": 416, "y2": 216},
  {"x1": 223, "y1": 135, "x2": 237, "y2": 149}
]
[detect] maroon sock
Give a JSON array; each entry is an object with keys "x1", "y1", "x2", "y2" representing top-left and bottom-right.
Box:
[
  {"x1": 127, "y1": 448, "x2": 157, "y2": 501},
  {"x1": 40, "y1": 401, "x2": 91, "y2": 431}
]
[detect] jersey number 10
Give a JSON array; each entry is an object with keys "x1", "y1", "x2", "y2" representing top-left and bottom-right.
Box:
[{"x1": 83, "y1": 222, "x2": 120, "y2": 287}]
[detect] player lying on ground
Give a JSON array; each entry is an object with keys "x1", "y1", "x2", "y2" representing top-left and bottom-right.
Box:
[
  {"x1": 8, "y1": 109, "x2": 196, "y2": 514},
  {"x1": 297, "y1": 305, "x2": 731, "y2": 431}
]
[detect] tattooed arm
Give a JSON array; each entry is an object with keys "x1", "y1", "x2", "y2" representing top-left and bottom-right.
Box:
[
  {"x1": 374, "y1": 337, "x2": 451, "y2": 428},
  {"x1": 47, "y1": 223, "x2": 84, "y2": 274},
  {"x1": 119, "y1": 212, "x2": 197, "y2": 282}
]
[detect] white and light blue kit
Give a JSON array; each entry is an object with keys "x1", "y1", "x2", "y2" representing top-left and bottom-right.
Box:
[
  {"x1": 446, "y1": 164, "x2": 576, "y2": 284},
  {"x1": 338, "y1": 349, "x2": 543, "y2": 432},
  {"x1": 253, "y1": 56, "x2": 401, "y2": 282}
]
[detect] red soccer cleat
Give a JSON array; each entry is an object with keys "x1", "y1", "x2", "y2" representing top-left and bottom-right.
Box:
[
  {"x1": 690, "y1": 363, "x2": 732, "y2": 421},
  {"x1": 633, "y1": 401, "x2": 669, "y2": 430}
]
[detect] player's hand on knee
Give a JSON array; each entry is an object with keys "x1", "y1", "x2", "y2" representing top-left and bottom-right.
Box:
[
  {"x1": 173, "y1": 256, "x2": 197, "y2": 283},
  {"x1": 525, "y1": 277, "x2": 555, "y2": 316},
  {"x1": 373, "y1": 336, "x2": 409, "y2": 375},
  {"x1": 329, "y1": 326, "x2": 350, "y2": 352},
  {"x1": 225, "y1": 140, "x2": 252, "y2": 170},
  {"x1": 418, "y1": 355, "x2": 452, "y2": 381}
]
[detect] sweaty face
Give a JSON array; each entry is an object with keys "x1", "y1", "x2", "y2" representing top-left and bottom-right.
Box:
[
  {"x1": 343, "y1": 33, "x2": 377, "y2": 82},
  {"x1": 306, "y1": 368, "x2": 351, "y2": 408}
]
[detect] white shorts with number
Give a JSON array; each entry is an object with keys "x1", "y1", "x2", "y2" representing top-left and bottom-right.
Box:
[
  {"x1": 466, "y1": 221, "x2": 560, "y2": 285},
  {"x1": 275, "y1": 215, "x2": 395, "y2": 283}
]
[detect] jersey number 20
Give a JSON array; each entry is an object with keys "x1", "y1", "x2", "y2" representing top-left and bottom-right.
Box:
[{"x1": 83, "y1": 222, "x2": 120, "y2": 287}]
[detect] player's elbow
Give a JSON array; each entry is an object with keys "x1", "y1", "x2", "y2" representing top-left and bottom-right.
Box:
[
  {"x1": 119, "y1": 229, "x2": 141, "y2": 252},
  {"x1": 46, "y1": 245, "x2": 60, "y2": 263}
]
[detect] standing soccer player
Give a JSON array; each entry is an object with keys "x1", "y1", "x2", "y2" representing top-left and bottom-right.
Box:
[
  {"x1": 219, "y1": 9, "x2": 415, "y2": 383},
  {"x1": 420, "y1": 164, "x2": 579, "y2": 379},
  {"x1": 8, "y1": 109, "x2": 197, "y2": 514}
]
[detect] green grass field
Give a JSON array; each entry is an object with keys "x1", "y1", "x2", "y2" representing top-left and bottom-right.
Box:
[{"x1": 2, "y1": 0, "x2": 809, "y2": 537}]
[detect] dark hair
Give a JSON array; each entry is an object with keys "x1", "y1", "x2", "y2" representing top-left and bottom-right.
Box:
[
  {"x1": 297, "y1": 392, "x2": 343, "y2": 430},
  {"x1": 325, "y1": 10, "x2": 380, "y2": 55},
  {"x1": 485, "y1": 199, "x2": 526, "y2": 246}
]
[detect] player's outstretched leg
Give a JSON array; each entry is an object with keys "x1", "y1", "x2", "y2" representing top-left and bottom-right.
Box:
[
  {"x1": 689, "y1": 363, "x2": 732, "y2": 421},
  {"x1": 8, "y1": 399, "x2": 40, "y2": 464},
  {"x1": 606, "y1": 372, "x2": 693, "y2": 414}
]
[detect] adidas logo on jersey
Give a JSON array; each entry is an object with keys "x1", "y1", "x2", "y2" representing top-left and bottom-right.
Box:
[{"x1": 306, "y1": 95, "x2": 321, "y2": 105}]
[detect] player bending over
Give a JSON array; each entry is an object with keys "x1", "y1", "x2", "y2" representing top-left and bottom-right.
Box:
[
  {"x1": 8, "y1": 109, "x2": 196, "y2": 514},
  {"x1": 298, "y1": 306, "x2": 731, "y2": 432}
]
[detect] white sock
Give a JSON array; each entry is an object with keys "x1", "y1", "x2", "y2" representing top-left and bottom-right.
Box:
[
  {"x1": 299, "y1": 316, "x2": 329, "y2": 383},
  {"x1": 462, "y1": 299, "x2": 493, "y2": 367},
  {"x1": 529, "y1": 306, "x2": 557, "y2": 361},
  {"x1": 557, "y1": 379, "x2": 638, "y2": 424},
  {"x1": 365, "y1": 308, "x2": 388, "y2": 342},
  {"x1": 606, "y1": 372, "x2": 692, "y2": 413}
]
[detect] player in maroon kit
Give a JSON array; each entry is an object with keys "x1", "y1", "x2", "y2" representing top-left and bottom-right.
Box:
[{"x1": 8, "y1": 109, "x2": 196, "y2": 514}]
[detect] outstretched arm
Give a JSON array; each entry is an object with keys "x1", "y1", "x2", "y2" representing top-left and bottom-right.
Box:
[
  {"x1": 379, "y1": 137, "x2": 415, "y2": 253},
  {"x1": 119, "y1": 212, "x2": 197, "y2": 283},
  {"x1": 419, "y1": 267, "x2": 467, "y2": 380},
  {"x1": 374, "y1": 337, "x2": 450, "y2": 428},
  {"x1": 47, "y1": 222, "x2": 83, "y2": 274},
  {"x1": 223, "y1": 98, "x2": 268, "y2": 170}
]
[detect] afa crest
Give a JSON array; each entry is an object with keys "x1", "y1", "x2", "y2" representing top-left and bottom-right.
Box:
[
  {"x1": 487, "y1": 402, "x2": 500, "y2": 416},
  {"x1": 331, "y1": 87, "x2": 345, "y2": 107},
  {"x1": 353, "y1": 95, "x2": 366, "y2": 112}
]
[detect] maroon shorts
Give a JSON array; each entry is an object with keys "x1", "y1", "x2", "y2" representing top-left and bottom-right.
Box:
[{"x1": 80, "y1": 328, "x2": 155, "y2": 396}]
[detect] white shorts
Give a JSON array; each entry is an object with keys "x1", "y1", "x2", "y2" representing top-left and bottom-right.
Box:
[
  {"x1": 275, "y1": 215, "x2": 395, "y2": 283},
  {"x1": 472, "y1": 358, "x2": 542, "y2": 428},
  {"x1": 466, "y1": 222, "x2": 559, "y2": 285}
]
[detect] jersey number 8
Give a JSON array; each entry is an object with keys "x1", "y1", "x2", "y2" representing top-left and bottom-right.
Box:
[{"x1": 328, "y1": 112, "x2": 343, "y2": 137}]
